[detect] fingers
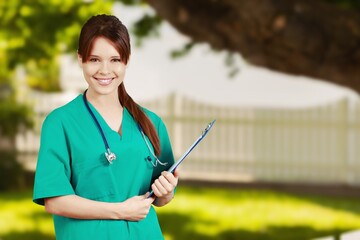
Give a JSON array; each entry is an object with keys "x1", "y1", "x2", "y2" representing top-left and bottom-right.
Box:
[
  {"x1": 173, "y1": 168, "x2": 180, "y2": 178},
  {"x1": 122, "y1": 194, "x2": 155, "y2": 221},
  {"x1": 162, "y1": 171, "x2": 179, "y2": 186},
  {"x1": 152, "y1": 181, "x2": 168, "y2": 196},
  {"x1": 152, "y1": 171, "x2": 179, "y2": 197},
  {"x1": 151, "y1": 184, "x2": 161, "y2": 197},
  {"x1": 158, "y1": 173, "x2": 175, "y2": 191}
]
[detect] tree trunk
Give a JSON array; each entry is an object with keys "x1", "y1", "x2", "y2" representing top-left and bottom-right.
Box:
[{"x1": 147, "y1": 0, "x2": 360, "y2": 93}]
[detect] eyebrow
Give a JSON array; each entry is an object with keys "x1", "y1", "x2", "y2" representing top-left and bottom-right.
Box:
[{"x1": 89, "y1": 54, "x2": 121, "y2": 58}]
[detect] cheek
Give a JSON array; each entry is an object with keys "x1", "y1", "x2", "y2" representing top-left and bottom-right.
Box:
[
  {"x1": 114, "y1": 65, "x2": 127, "y2": 76},
  {"x1": 83, "y1": 65, "x2": 97, "y2": 76}
]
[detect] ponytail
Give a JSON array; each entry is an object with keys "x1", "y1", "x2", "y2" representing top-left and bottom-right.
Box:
[{"x1": 118, "y1": 83, "x2": 161, "y2": 156}]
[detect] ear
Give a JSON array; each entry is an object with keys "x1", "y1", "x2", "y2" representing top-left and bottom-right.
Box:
[{"x1": 77, "y1": 51, "x2": 83, "y2": 67}]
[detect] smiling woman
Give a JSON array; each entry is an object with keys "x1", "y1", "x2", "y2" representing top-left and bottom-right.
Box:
[{"x1": 32, "y1": 14, "x2": 179, "y2": 240}]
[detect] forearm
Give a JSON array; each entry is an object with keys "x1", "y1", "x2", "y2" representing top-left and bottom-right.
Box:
[{"x1": 44, "y1": 195, "x2": 121, "y2": 220}]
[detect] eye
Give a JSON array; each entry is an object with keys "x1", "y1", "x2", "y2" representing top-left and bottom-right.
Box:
[
  {"x1": 111, "y1": 58, "x2": 121, "y2": 62},
  {"x1": 88, "y1": 58, "x2": 99, "y2": 62}
]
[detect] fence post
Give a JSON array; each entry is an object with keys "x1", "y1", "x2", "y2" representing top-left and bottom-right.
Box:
[
  {"x1": 338, "y1": 98, "x2": 349, "y2": 184},
  {"x1": 166, "y1": 92, "x2": 182, "y2": 157}
]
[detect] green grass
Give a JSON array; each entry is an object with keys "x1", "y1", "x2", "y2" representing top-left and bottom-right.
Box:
[{"x1": 1, "y1": 185, "x2": 360, "y2": 240}]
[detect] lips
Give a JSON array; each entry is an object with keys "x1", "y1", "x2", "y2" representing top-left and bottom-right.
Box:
[{"x1": 94, "y1": 77, "x2": 115, "y2": 86}]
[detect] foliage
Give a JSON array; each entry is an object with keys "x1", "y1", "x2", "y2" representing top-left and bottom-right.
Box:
[
  {"x1": 0, "y1": 151, "x2": 34, "y2": 191},
  {"x1": 132, "y1": 13, "x2": 162, "y2": 46},
  {"x1": 0, "y1": 0, "x2": 114, "y2": 91},
  {"x1": 1, "y1": 186, "x2": 360, "y2": 240},
  {"x1": 0, "y1": 0, "x2": 113, "y2": 141},
  {"x1": 0, "y1": 77, "x2": 33, "y2": 138},
  {"x1": 0, "y1": 99, "x2": 33, "y2": 137},
  {"x1": 0, "y1": 0, "x2": 164, "y2": 140},
  {"x1": 170, "y1": 41, "x2": 195, "y2": 58},
  {"x1": 325, "y1": 0, "x2": 360, "y2": 10},
  {"x1": 0, "y1": 0, "x2": 359, "y2": 91}
]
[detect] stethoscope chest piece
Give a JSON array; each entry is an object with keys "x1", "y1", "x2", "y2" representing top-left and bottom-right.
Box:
[{"x1": 105, "y1": 148, "x2": 117, "y2": 164}]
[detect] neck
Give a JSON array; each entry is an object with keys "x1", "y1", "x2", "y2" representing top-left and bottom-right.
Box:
[{"x1": 85, "y1": 89, "x2": 122, "y2": 109}]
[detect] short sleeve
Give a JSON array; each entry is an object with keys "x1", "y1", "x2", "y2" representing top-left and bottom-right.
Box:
[
  {"x1": 33, "y1": 112, "x2": 75, "y2": 205},
  {"x1": 151, "y1": 119, "x2": 175, "y2": 183}
]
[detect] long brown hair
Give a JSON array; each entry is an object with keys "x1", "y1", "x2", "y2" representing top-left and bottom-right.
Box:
[{"x1": 78, "y1": 14, "x2": 160, "y2": 156}]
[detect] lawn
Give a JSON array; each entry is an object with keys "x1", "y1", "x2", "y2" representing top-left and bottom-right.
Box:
[{"x1": 1, "y1": 185, "x2": 360, "y2": 240}]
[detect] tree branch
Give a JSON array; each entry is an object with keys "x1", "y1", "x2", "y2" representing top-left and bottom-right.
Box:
[{"x1": 147, "y1": 0, "x2": 360, "y2": 93}]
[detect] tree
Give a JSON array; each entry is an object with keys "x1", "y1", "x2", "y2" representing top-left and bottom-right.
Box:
[
  {"x1": 145, "y1": 0, "x2": 360, "y2": 93},
  {"x1": 2, "y1": 1, "x2": 360, "y2": 93},
  {"x1": 0, "y1": 0, "x2": 113, "y2": 91},
  {"x1": 0, "y1": 0, "x2": 114, "y2": 141}
]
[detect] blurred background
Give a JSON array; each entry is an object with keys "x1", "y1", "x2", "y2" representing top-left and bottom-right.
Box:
[{"x1": 1, "y1": 1, "x2": 360, "y2": 240}]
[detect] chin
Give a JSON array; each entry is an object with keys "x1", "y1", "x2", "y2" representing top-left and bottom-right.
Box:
[
  {"x1": 96, "y1": 87, "x2": 119, "y2": 96},
  {"x1": 91, "y1": 84, "x2": 121, "y2": 96}
]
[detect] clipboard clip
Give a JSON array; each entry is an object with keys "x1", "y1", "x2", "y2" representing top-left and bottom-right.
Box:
[{"x1": 202, "y1": 119, "x2": 216, "y2": 137}]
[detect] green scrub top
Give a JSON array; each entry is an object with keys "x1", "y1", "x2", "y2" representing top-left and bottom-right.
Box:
[{"x1": 33, "y1": 94, "x2": 174, "y2": 240}]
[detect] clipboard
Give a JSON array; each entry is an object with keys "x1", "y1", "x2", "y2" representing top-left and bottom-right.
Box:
[{"x1": 148, "y1": 119, "x2": 216, "y2": 198}]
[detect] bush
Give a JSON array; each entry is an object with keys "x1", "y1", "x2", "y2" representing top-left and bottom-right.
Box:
[{"x1": 0, "y1": 151, "x2": 34, "y2": 191}]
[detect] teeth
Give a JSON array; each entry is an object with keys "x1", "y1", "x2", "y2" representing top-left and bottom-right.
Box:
[
  {"x1": 99, "y1": 79, "x2": 111, "y2": 83},
  {"x1": 96, "y1": 78, "x2": 113, "y2": 84}
]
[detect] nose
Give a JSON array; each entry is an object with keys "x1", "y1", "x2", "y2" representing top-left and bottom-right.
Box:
[{"x1": 99, "y1": 62, "x2": 110, "y2": 75}]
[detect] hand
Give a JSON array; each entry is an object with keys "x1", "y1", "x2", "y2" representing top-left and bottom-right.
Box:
[
  {"x1": 119, "y1": 193, "x2": 155, "y2": 221},
  {"x1": 151, "y1": 168, "x2": 179, "y2": 199}
]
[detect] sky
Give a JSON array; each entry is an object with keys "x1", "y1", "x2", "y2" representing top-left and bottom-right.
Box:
[{"x1": 60, "y1": 3, "x2": 360, "y2": 109}]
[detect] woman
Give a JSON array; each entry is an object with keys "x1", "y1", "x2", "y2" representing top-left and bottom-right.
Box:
[{"x1": 33, "y1": 14, "x2": 179, "y2": 240}]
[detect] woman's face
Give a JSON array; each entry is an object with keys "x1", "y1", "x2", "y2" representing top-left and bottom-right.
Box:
[{"x1": 78, "y1": 37, "x2": 127, "y2": 98}]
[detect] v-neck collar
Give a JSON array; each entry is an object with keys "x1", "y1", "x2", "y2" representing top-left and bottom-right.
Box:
[{"x1": 81, "y1": 95, "x2": 134, "y2": 141}]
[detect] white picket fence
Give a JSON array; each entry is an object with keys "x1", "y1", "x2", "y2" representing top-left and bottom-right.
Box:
[
  {"x1": 143, "y1": 93, "x2": 360, "y2": 186},
  {"x1": 15, "y1": 90, "x2": 360, "y2": 186}
]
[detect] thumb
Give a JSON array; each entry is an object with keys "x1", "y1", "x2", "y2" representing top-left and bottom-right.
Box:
[
  {"x1": 144, "y1": 192, "x2": 156, "y2": 203},
  {"x1": 144, "y1": 192, "x2": 151, "y2": 198}
]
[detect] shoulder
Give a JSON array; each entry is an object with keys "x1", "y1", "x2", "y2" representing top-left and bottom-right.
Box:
[{"x1": 42, "y1": 95, "x2": 82, "y2": 128}]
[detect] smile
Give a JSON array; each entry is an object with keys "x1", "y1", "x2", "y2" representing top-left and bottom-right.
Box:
[{"x1": 94, "y1": 77, "x2": 115, "y2": 85}]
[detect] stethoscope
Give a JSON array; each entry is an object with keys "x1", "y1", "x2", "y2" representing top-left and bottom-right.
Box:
[{"x1": 83, "y1": 89, "x2": 168, "y2": 167}]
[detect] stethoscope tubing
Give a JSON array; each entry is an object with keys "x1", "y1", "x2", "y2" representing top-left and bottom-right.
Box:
[
  {"x1": 83, "y1": 89, "x2": 111, "y2": 151},
  {"x1": 82, "y1": 89, "x2": 166, "y2": 166}
]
